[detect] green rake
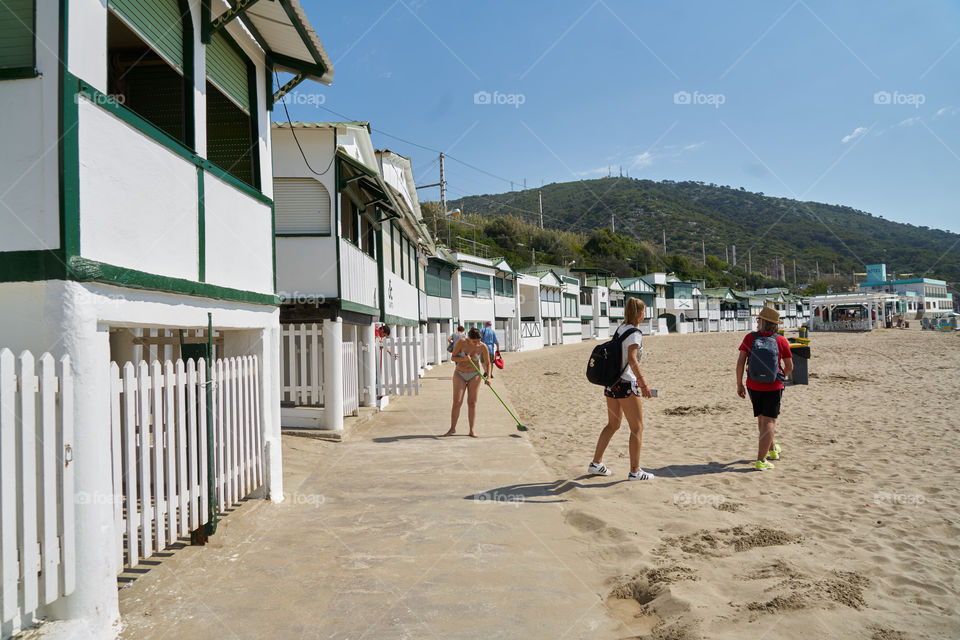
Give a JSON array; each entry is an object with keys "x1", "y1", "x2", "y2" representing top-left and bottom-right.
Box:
[{"x1": 468, "y1": 356, "x2": 530, "y2": 432}]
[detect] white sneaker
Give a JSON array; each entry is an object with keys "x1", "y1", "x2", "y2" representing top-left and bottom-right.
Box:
[
  {"x1": 588, "y1": 462, "x2": 612, "y2": 476},
  {"x1": 628, "y1": 469, "x2": 654, "y2": 481}
]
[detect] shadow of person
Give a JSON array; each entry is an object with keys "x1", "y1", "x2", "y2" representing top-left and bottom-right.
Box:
[
  {"x1": 465, "y1": 475, "x2": 628, "y2": 504},
  {"x1": 372, "y1": 434, "x2": 442, "y2": 443},
  {"x1": 646, "y1": 460, "x2": 755, "y2": 478}
]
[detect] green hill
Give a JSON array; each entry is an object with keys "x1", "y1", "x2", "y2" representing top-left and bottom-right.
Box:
[{"x1": 445, "y1": 178, "x2": 959, "y2": 286}]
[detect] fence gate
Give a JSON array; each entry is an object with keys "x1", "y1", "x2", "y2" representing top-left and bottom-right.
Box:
[
  {"x1": 109, "y1": 356, "x2": 263, "y2": 571},
  {"x1": 342, "y1": 342, "x2": 359, "y2": 416},
  {"x1": 0, "y1": 349, "x2": 75, "y2": 628},
  {"x1": 376, "y1": 332, "x2": 421, "y2": 398},
  {"x1": 281, "y1": 323, "x2": 323, "y2": 407}
]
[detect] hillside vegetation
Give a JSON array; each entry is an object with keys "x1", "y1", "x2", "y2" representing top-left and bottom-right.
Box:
[{"x1": 434, "y1": 178, "x2": 959, "y2": 291}]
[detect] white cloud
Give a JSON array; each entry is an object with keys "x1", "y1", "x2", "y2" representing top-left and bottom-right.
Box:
[
  {"x1": 683, "y1": 141, "x2": 706, "y2": 151},
  {"x1": 841, "y1": 126, "x2": 867, "y2": 143},
  {"x1": 631, "y1": 152, "x2": 654, "y2": 168},
  {"x1": 933, "y1": 106, "x2": 959, "y2": 119}
]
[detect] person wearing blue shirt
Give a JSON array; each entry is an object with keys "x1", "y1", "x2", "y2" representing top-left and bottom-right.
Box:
[{"x1": 479, "y1": 321, "x2": 500, "y2": 378}]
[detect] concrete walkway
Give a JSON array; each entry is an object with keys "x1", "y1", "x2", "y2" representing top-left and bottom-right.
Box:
[{"x1": 118, "y1": 363, "x2": 621, "y2": 639}]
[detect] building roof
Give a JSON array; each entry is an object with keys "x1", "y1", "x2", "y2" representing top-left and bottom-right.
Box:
[
  {"x1": 224, "y1": 0, "x2": 335, "y2": 85},
  {"x1": 272, "y1": 121, "x2": 370, "y2": 131}
]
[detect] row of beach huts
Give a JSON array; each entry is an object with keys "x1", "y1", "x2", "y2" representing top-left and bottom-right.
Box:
[{"x1": 0, "y1": 2, "x2": 951, "y2": 637}]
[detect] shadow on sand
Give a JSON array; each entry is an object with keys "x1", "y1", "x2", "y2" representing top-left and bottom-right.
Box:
[
  {"x1": 647, "y1": 460, "x2": 756, "y2": 477},
  {"x1": 464, "y1": 475, "x2": 629, "y2": 504}
]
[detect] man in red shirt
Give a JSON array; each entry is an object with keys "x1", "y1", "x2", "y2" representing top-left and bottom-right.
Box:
[{"x1": 736, "y1": 306, "x2": 793, "y2": 470}]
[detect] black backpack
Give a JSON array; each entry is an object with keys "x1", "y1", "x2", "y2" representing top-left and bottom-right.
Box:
[
  {"x1": 747, "y1": 332, "x2": 781, "y2": 384},
  {"x1": 586, "y1": 327, "x2": 639, "y2": 387}
]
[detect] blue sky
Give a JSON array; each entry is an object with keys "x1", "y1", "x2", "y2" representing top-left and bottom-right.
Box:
[{"x1": 279, "y1": 1, "x2": 960, "y2": 233}]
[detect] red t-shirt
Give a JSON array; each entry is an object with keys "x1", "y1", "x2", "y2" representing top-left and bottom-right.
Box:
[{"x1": 739, "y1": 332, "x2": 793, "y2": 391}]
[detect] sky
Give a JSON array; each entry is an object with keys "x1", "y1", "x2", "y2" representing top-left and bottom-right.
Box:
[{"x1": 277, "y1": 1, "x2": 960, "y2": 234}]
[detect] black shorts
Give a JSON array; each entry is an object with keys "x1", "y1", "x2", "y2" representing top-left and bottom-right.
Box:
[
  {"x1": 748, "y1": 388, "x2": 782, "y2": 418},
  {"x1": 604, "y1": 379, "x2": 638, "y2": 399}
]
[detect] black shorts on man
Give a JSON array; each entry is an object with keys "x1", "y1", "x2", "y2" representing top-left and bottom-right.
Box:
[{"x1": 747, "y1": 388, "x2": 782, "y2": 418}]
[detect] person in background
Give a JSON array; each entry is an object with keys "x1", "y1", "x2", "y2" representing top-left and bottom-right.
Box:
[
  {"x1": 736, "y1": 306, "x2": 793, "y2": 470},
  {"x1": 589, "y1": 297, "x2": 655, "y2": 481},
  {"x1": 447, "y1": 325, "x2": 465, "y2": 354},
  {"x1": 480, "y1": 321, "x2": 500, "y2": 378}
]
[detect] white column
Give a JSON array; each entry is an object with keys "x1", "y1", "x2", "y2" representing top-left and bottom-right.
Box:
[
  {"x1": 264, "y1": 323, "x2": 283, "y2": 502},
  {"x1": 322, "y1": 318, "x2": 344, "y2": 430},
  {"x1": 388, "y1": 324, "x2": 398, "y2": 394},
  {"x1": 360, "y1": 323, "x2": 376, "y2": 407},
  {"x1": 44, "y1": 283, "x2": 119, "y2": 636},
  {"x1": 433, "y1": 322, "x2": 443, "y2": 366},
  {"x1": 420, "y1": 324, "x2": 428, "y2": 372}
]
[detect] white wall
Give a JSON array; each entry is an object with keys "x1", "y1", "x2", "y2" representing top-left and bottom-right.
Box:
[
  {"x1": 0, "y1": 1, "x2": 61, "y2": 252},
  {"x1": 460, "y1": 296, "x2": 494, "y2": 323},
  {"x1": 494, "y1": 294, "x2": 516, "y2": 318},
  {"x1": 425, "y1": 296, "x2": 452, "y2": 321},
  {"x1": 77, "y1": 99, "x2": 199, "y2": 280},
  {"x1": 204, "y1": 174, "x2": 274, "y2": 294},
  {"x1": 384, "y1": 272, "x2": 419, "y2": 321},
  {"x1": 275, "y1": 237, "x2": 338, "y2": 299}
]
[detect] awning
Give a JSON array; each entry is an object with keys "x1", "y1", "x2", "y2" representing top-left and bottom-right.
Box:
[
  {"x1": 204, "y1": 0, "x2": 334, "y2": 89},
  {"x1": 336, "y1": 150, "x2": 401, "y2": 223}
]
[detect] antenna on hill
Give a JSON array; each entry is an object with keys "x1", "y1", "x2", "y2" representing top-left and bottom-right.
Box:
[{"x1": 538, "y1": 190, "x2": 544, "y2": 229}]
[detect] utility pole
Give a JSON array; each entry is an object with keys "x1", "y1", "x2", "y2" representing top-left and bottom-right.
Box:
[
  {"x1": 439, "y1": 153, "x2": 446, "y2": 215},
  {"x1": 793, "y1": 258, "x2": 797, "y2": 285},
  {"x1": 523, "y1": 178, "x2": 527, "y2": 190},
  {"x1": 732, "y1": 244, "x2": 737, "y2": 267},
  {"x1": 538, "y1": 190, "x2": 544, "y2": 229},
  {"x1": 610, "y1": 212, "x2": 615, "y2": 233},
  {"x1": 702, "y1": 239, "x2": 706, "y2": 265},
  {"x1": 662, "y1": 229, "x2": 667, "y2": 255},
  {"x1": 816, "y1": 260, "x2": 820, "y2": 280},
  {"x1": 725, "y1": 246, "x2": 729, "y2": 264},
  {"x1": 748, "y1": 250, "x2": 752, "y2": 275}
]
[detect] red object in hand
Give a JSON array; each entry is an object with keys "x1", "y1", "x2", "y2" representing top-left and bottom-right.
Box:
[{"x1": 494, "y1": 350, "x2": 504, "y2": 369}]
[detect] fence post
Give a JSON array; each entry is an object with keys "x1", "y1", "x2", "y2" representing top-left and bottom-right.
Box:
[
  {"x1": 360, "y1": 323, "x2": 377, "y2": 408},
  {"x1": 322, "y1": 318, "x2": 344, "y2": 430},
  {"x1": 432, "y1": 322, "x2": 443, "y2": 366}
]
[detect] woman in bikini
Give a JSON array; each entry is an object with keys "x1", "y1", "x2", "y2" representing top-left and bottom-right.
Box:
[{"x1": 442, "y1": 327, "x2": 491, "y2": 438}]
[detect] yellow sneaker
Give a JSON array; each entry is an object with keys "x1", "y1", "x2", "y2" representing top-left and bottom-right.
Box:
[{"x1": 755, "y1": 460, "x2": 775, "y2": 470}]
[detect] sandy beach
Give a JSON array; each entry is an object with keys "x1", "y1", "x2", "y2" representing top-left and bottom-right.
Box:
[{"x1": 500, "y1": 326, "x2": 960, "y2": 639}]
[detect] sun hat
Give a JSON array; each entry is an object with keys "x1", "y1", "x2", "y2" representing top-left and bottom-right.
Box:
[{"x1": 756, "y1": 306, "x2": 783, "y2": 325}]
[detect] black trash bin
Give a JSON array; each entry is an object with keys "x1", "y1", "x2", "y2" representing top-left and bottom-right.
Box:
[{"x1": 788, "y1": 344, "x2": 810, "y2": 385}]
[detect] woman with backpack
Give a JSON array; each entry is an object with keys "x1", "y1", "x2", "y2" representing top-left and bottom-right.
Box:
[
  {"x1": 588, "y1": 297, "x2": 655, "y2": 481},
  {"x1": 736, "y1": 306, "x2": 793, "y2": 470}
]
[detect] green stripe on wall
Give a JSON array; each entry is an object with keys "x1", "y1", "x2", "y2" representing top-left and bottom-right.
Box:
[{"x1": 110, "y1": 0, "x2": 184, "y2": 71}]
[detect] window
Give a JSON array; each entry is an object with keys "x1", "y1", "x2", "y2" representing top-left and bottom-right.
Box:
[
  {"x1": 564, "y1": 293, "x2": 578, "y2": 318},
  {"x1": 494, "y1": 277, "x2": 514, "y2": 297},
  {"x1": 107, "y1": 1, "x2": 191, "y2": 145},
  {"x1": 439, "y1": 273, "x2": 451, "y2": 298},
  {"x1": 360, "y1": 215, "x2": 375, "y2": 258},
  {"x1": 461, "y1": 272, "x2": 491, "y2": 297},
  {"x1": 601, "y1": 302, "x2": 607, "y2": 315},
  {"x1": 206, "y1": 31, "x2": 256, "y2": 186},
  {"x1": 273, "y1": 178, "x2": 330, "y2": 234},
  {"x1": 340, "y1": 194, "x2": 357, "y2": 244},
  {"x1": 0, "y1": 0, "x2": 35, "y2": 76},
  {"x1": 407, "y1": 241, "x2": 415, "y2": 285},
  {"x1": 425, "y1": 267, "x2": 441, "y2": 297}
]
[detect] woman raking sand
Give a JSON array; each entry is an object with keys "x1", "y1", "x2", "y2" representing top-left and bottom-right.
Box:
[{"x1": 442, "y1": 327, "x2": 491, "y2": 438}]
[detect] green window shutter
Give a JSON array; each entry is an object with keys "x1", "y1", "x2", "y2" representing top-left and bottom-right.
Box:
[
  {"x1": 206, "y1": 31, "x2": 250, "y2": 113},
  {"x1": 0, "y1": 0, "x2": 34, "y2": 70},
  {"x1": 109, "y1": 0, "x2": 184, "y2": 72}
]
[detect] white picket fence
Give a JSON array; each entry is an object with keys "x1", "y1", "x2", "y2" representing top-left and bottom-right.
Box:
[
  {"x1": 342, "y1": 342, "x2": 359, "y2": 416},
  {"x1": 377, "y1": 334, "x2": 421, "y2": 397},
  {"x1": 281, "y1": 323, "x2": 323, "y2": 407},
  {"x1": 109, "y1": 356, "x2": 262, "y2": 570},
  {"x1": 0, "y1": 349, "x2": 75, "y2": 626}
]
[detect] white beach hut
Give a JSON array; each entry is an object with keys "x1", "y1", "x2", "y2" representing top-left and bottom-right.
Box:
[
  {"x1": 0, "y1": 1, "x2": 333, "y2": 634},
  {"x1": 516, "y1": 273, "x2": 544, "y2": 351}
]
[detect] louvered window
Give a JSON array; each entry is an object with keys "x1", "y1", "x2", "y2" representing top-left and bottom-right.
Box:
[
  {"x1": 0, "y1": 0, "x2": 35, "y2": 74},
  {"x1": 206, "y1": 33, "x2": 256, "y2": 186},
  {"x1": 274, "y1": 178, "x2": 331, "y2": 235}
]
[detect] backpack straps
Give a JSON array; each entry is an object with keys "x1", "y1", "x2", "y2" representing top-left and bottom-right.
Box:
[{"x1": 615, "y1": 326, "x2": 640, "y2": 379}]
